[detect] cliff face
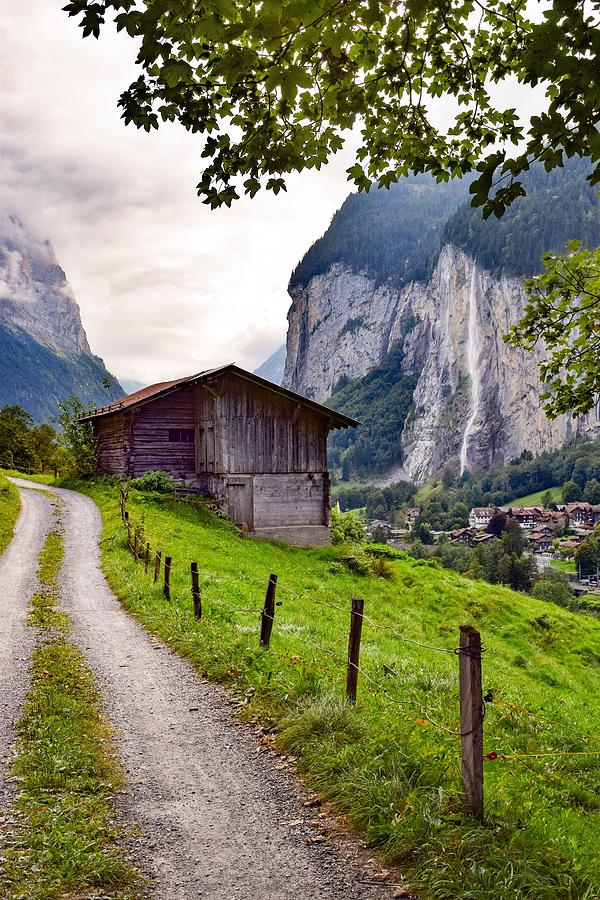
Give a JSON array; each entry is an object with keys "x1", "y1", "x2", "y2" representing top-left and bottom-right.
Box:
[
  {"x1": 0, "y1": 213, "x2": 122, "y2": 421},
  {"x1": 283, "y1": 244, "x2": 600, "y2": 482}
]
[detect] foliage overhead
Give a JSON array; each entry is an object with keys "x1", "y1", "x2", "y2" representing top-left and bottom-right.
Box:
[
  {"x1": 64, "y1": 0, "x2": 600, "y2": 212},
  {"x1": 505, "y1": 239, "x2": 600, "y2": 418}
]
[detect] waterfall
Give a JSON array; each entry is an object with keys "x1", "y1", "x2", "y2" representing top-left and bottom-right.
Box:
[{"x1": 459, "y1": 265, "x2": 481, "y2": 475}]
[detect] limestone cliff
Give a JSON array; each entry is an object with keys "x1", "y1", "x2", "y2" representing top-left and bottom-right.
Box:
[
  {"x1": 283, "y1": 244, "x2": 600, "y2": 482},
  {"x1": 0, "y1": 213, "x2": 122, "y2": 421}
]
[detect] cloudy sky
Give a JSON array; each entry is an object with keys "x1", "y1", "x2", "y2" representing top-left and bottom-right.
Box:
[
  {"x1": 1, "y1": 1, "x2": 361, "y2": 386},
  {"x1": 1, "y1": 3, "x2": 547, "y2": 389}
]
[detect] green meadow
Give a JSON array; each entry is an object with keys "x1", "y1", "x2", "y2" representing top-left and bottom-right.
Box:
[
  {"x1": 0, "y1": 473, "x2": 20, "y2": 555},
  {"x1": 62, "y1": 477, "x2": 600, "y2": 900},
  {"x1": 505, "y1": 486, "x2": 563, "y2": 508}
]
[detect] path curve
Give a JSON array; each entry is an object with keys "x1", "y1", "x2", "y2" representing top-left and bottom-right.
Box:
[
  {"x1": 0, "y1": 487, "x2": 55, "y2": 810},
  {"x1": 9, "y1": 480, "x2": 392, "y2": 900}
]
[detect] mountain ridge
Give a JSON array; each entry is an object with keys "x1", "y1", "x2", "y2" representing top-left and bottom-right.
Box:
[
  {"x1": 0, "y1": 213, "x2": 123, "y2": 421},
  {"x1": 283, "y1": 158, "x2": 600, "y2": 482}
]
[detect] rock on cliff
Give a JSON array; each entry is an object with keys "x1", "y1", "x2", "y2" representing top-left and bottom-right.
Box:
[
  {"x1": 0, "y1": 213, "x2": 122, "y2": 421},
  {"x1": 283, "y1": 244, "x2": 600, "y2": 483}
]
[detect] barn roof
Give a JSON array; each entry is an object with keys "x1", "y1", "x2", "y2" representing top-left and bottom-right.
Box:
[{"x1": 81, "y1": 363, "x2": 359, "y2": 429}]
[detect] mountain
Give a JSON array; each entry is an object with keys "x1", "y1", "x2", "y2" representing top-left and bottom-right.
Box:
[
  {"x1": 253, "y1": 344, "x2": 286, "y2": 385},
  {"x1": 0, "y1": 213, "x2": 123, "y2": 421},
  {"x1": 283, "y1": 160, "x2": 600, "y2": 482},
  {"x1": 120, "y1": 379, "x2": 147, "y2": 396}
]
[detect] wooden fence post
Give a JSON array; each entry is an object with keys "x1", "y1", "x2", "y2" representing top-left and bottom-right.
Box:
[
  {"x1": 346, "y1": 596, "x2": 364, "y2": 703},
  {"x1": 124, "y1": 512, "x2": 131, "y2": 549},
  {"x1": 191, "y1": 562, "x2": 202, "y2": 619},
  {"x1": 133, "y1": 528, "x2": 139, "y2": 561},
  {"x1": 144, "y1": 542, "x2": 150, "y2": 575},
  {"x1": 458, "y1": 625, "x2": 484, "y2": 821},
  {"x1": 153, "y1": 551, "x2": 162, "y2": 584},
  {"x1": 163, "y1": 556, "x2": 172, "y2": 601},
  {"x1": 260, "y1": 573, "x2": 278, "y2": 647}
]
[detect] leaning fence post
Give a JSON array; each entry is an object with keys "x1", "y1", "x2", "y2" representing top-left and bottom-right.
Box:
[
  {"x1": 191, "y1": 562, "x2": 202, "y2": 619},
  {"x1": 163, "y1": 557, "x2": 172, "y2": 601},
  {"x1": 144, "y1": 542, "x2": 150, "y2": 575},
  {"x1": 346, "y1": 596, "x2": 364, "y2": 703},
  {"x1": 154, "y1": 551, "x2": 162, "y2": 584},
  {"x1": 260, "y1": 573, "x2": 278, "y2": 647},
  {"x1": 458, "y1": 625, "x2": 484, "y2": 821}
]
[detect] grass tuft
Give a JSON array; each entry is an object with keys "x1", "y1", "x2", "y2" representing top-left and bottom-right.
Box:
[
  {"x1": 0, "y1": 473, "x2": 20, "y2": 555},
  {"x1": 0, "y1": 520, "x2": 140, "y2": 899}
]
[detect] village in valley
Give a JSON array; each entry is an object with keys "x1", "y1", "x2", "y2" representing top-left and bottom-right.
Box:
[{"x1": 367, "y1": 500, "x2": 600, "y2": 590}]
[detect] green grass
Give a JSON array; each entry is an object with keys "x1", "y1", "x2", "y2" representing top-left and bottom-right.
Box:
[
  {"x1": 550, "y1": 559, "x2": 577, "y2": 574},
  {"x1": 0, "y1": 521, "x2": 140, "y2": 899},
  {"x1": 0, "y1": 467, "x2": 57, "y2": 486},
  {"x1": 506, "y1": 486, "x2": 563, "y2": 508},
  {"x1": 0, "y1": 473, "x2": 20, "y2": 555},
  {"x1": 63, "y1": 478, "x2": 600, "y2": 899}
]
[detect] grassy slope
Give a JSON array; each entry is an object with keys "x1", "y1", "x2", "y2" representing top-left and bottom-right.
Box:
[
  {"x1": 0, "y1": 511, "x2": 139, "y2": 899},
  {"x1": 505, "y1": 486, "x2": 563, "y2": 508},
  {"x1": 70, "y1": 479, "x2": 600, "y2": 900},
  {"x1": 0, "y1": 473, "x2": 20, "y2": 555},
  {"x1": 551, "y1": 559, "x2": 577, "y2": 574}
]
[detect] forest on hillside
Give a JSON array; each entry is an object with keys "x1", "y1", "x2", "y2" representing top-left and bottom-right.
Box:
[
  {"x1": 326, "y1": 341, "x2": 419, "y2": 475},
  {"x1": 291, "y1": 157, "x2": 599, "y2": 293},
  {"x1": 334, "y1": 438, "x2": 600, "y2": 525},
  {"x1": 443, "y1": 156, "x2": 600, "y2": 277},
  {"x1": 290, "y1": 174, "x2": 468, "y2": 289}
]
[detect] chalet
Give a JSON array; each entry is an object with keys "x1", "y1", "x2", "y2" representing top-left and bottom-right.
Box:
[
  {"x1": 450, "y1": 527, "x2": 478, "y2": 544},
  {"x1": 529, "y1": 526, "x2": 554, "y2": 553},
  {"x1": 538, "y1": 510, "x2": 569, "y2": 531},
  {"x1": 557, "y1": 501, "x2": 600, "y2": 528},
  {"x1": 507, "y1": 506, "x2": 545, "y2": 529},
  {"x1": 468, "y1": 507, "x2": 496, "y2": 529},
  {"x1": 81, "y1": 364, "x2": 358, "y2": 547}
]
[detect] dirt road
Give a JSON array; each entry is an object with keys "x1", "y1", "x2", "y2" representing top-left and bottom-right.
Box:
[{"x1": 4, "y1": 479, "x2": 392, "y2": 899}]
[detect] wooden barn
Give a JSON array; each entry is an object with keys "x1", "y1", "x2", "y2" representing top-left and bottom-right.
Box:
[{"x1": 81, "y1": 364, "x2": 358, "y2": 546}]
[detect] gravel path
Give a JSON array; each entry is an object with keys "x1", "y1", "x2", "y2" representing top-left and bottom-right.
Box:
[
  {"x1": 0, "y1": 486, "x2": 55, "y2": 811},
  {"x1": 8, "y1": 480, "x2": 395, "y2": 900}
]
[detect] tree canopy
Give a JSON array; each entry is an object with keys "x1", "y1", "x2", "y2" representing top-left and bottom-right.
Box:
[
  {"x1": 64, "y1": 0, "x2": 600, "y2": 213},
  {"x1": 505, "y1": 240, "x2": 600, "y2": 418}
]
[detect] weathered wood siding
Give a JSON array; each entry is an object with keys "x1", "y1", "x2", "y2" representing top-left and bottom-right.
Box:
[
  {"x1": 95, "y1": 414, "x2": 128, "y2": 475},
  {"x1": 204, "y1": 373, "x2": 329, "y2": 474},
  {"x1": 92, "y1": 372, "x2": 336, "y2": 542},
  {"x1": 252, "y1": 473, "x2": 328, "y2": 527},
  {"x1": 129, "y1": 385, "x2": 196, "y2": 478}
]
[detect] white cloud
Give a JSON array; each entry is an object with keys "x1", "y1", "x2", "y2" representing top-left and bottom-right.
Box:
[
  {"x1": 0, "y1": 1, "x2": 354, "y2": 384},
  {"x1": 0, "y1": 2, "x2": 547, "y2": 387}
]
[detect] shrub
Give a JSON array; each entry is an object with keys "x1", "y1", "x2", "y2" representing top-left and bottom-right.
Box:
[
  {"x1": 337, "y1": 554, "x2": 372, "y2": 577},
  {"x1": 370, "y1": 555, "x2": 394, "y2": 579},
  {"x1": 130, "y1": 470, "x2": 176, "y2": 493},
  {"x1": 331, "y1": 507, "x2": 365, "y2": 545}
]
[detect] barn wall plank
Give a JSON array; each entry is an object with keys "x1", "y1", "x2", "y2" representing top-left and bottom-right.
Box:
[{"x1": 252, "y1": 473, "x2": 326, "y2": 527}]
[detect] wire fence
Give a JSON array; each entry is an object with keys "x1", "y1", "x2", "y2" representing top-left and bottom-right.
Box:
[{"x1": 117, "y1": 489, "x2": 600, "y2": 818}]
